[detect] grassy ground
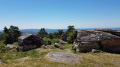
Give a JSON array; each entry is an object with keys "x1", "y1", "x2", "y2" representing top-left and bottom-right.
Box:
[{"x1": 0, "y1": 44, "x2": 120, "y2": 67}]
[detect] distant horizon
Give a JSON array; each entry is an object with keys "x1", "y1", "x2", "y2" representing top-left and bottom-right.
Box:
[{"x1": 0, "y1": 27, "x2": 120, "y2": 31}]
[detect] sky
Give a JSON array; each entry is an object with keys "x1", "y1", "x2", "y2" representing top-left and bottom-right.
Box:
[{"x1": 0, "y1": 0, "x2": 120, "y2": 30}]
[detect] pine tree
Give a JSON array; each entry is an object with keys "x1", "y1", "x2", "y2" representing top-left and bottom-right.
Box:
[
  {"x1": 3, "y1": 25, "x2": 21, "y2": 44},
  {"x1": 37, "y1": 28, "x2": 48, "y2": 38},
  {"x1": 3, "y1": 26, "x2": 9, "y2": 33}
]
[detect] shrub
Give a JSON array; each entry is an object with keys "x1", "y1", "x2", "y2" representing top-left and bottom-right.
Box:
[
  {"x1": 67, "y1": 31, "x2": 76, "y2": 43},
  {"x1": 13, "y1": 42, "x2": 18, "y2": 46},
  {"x1": 51, "y1": 38, "x2": 60, "y2": 44},
  {"x1": 0, "y1": 33, "x2": 7, "y2": 41},
  {"x1": 43, "y1": 37, "x2": 52, "y2": 45},
  {"x1": 0, "y1": 41, "x2": 8, "y2": 53}
]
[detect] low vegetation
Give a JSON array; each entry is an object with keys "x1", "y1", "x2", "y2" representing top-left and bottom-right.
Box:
[{"x1": 0, "y1": 43, "x2": 120, "y2": 67}]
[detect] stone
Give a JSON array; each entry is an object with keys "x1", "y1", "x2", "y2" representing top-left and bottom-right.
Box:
[
  {"x1": 101, "y1": 38, "x2": 120, "y2": 53},
  {"x1": 59, "y1": 40, "x2": 67, "y2": 44},
  {"x1": 49, "y1": 45, "x2": 55, "y2": 49},
  {"x1": 42, "y1": 45, "x2": 47, "y2": 49},
  {"x1": 47, "y1": 52, "x2": 81, "y2": 63},
  {"x1": 59, "y1": 47, "x2": 64, "y2": 50},
  {"x1": 16, "y1": 34, "x2": 43, "y2": 52},
  {"x1": 73, "y1": 29, "x2": 120, "y2": 53},
  {"x1": 54, "y1": 43, "x2": 61, "y2": 48},
  {"x1": 95, "y1": 29, "x2": 120, "y2": 37},
  {"x1": 54, "y1": 43, "x2": 64, "y2": 50},
  {"x1": 91, "y1": 49, "x2": 102, "y2": 53},
  {"x1": 6, "y1": 44, "x2": 16, "y2": 48},
  {"x1": 72, "y1": 42, "x2": 79, "y2": 52}
]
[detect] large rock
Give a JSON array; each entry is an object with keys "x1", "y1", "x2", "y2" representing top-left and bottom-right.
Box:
[
  {"x1": 95, "y1": 29, "x2": 120, "y2": 37},
  {"x1": 73, "y1": 29, "x2": 120, "y2": 53},
  {"x1": 101, "y1": 38, "x2": 120, "y2": 53},
  {"x1": 16, "y1": 34, "x2": 43, "y2": 51}
]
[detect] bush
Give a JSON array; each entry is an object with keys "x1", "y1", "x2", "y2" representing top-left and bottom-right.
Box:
[
  {"x1": 13, "y1": 42, "x2": 18, "y2": 46},
  {"x1": 0, "y1": 41, "x2": 8, "y2": 53},
  {"x1": 43, "y1": 37, "x2": 60, "y2": 45},
  {"x1": 51, "y1": 38, "x2": 60, "y2": 44},
  {"x1": 67, "y1": 31, "x2": 76, "y2": 43},
  {"x1": 43, "y1": 37, "x2": 52, "y2": 45},
  {"x1": 0, "y1": 33, "x2": 7, "y2": 41}
]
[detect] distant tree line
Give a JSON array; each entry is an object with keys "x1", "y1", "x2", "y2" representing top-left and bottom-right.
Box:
[
  {"x1": 0, "y1": 25, "x2": 76, "y2": 45},
  {"x1": 37, "y1": 25, "x2": 76, "y2": 45}
]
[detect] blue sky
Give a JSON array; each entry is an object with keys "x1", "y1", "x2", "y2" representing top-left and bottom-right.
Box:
[{"x1": 0, "y1": 0, "x2": 120, "y2": 30}]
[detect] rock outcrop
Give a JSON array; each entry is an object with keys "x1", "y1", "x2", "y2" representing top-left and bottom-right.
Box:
[
  {"x1": 95, "y1": 29, "x2": 120, "y2": 37},
  {"x1": 73, "y1": 29, "x2": 120, "y2": 53},
  {"x1": 16, "y1": 34, "x2": 43, "y2": 51}
]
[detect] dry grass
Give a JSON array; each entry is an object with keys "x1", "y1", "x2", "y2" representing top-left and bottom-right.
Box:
[{"x1": 0, "y1": 44, "x2": 120, "y2": 67}]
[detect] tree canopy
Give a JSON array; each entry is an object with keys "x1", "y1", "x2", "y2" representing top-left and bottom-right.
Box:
[
  {"x1": 37, "y1": 28, "x2": 48, "y2": 38},
  {"x1": 3, "y1": 25, "x2": 21, "y2": 44}
]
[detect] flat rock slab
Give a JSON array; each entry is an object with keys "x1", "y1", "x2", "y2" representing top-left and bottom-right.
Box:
[{"x1": 47, "y1": 52, "x2": 81, "y2": 63}]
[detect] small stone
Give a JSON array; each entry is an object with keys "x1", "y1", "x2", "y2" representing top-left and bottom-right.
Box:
[
  {"x1": 54, "y1": 43, "x2": 61, "y2": 48},
  {"x1": 91, "y1": 49, "x2": 102, "y2": 53},
  {"x1": 42, "y1": 45, "x2": 47, "y2": 49},
  {"x1": 6, "y1": 44, "x2": 16, "y2": 48},
  {"x1": 49, "y1": 45, "x2": 55, "y2": 49}
]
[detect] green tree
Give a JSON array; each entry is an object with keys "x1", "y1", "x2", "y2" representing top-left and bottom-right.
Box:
[
  {"x1": 61, "y1": 32, "x2": 67, "y2": 41},
  {"x1": 37, "y1": 28, "x2": 48, "y2": 38},
  {"x1": 66, "y1": 25, "x2": 75, "y2": 34},
  {"x1": 43, "y1": 37, "x2": 52, "y2": 45},
  {"x1": 58, "y1": 30, "x2": 63, "y2": 38},
  {"x1": 48, "y1": 33, "x2": 53, "y2": 39},
  {"x1": 3, "y1": 25, "x2": 21, "y2": 44},
  {"x1": 9, "y1": 25, "x2": 21, "y2": 42},
  {"x1": 67, "y1": 31, "x2": 76, "y2": 43},
  {"x1": 3, "y1": 26, "x2": 9, "y2": 33},
  {"x1": 53, "y1": 32, "x2": 59, "y2": 38},
  {"x1": 0, "y1": 33, "x2": 7, "y2": 41}
]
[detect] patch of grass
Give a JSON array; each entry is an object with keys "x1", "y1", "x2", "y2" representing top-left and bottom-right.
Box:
[
  {"x1": 28, "y1": 50, "x2": 40, "y2": 58},
  {"x1": 0, "y1": 44, "x2": 120, "y2": 67},
  {"x1": 13, "y1": 42, "x2": 18, "y2": 46},
  {"x1": 61, "y1": 44, "x2": 72, "y2": 49}
]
